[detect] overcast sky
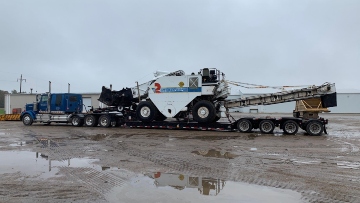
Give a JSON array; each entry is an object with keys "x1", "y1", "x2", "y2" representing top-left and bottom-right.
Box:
[{"x1": 0, "y1": 0, "x2": 359, "y2": 94}]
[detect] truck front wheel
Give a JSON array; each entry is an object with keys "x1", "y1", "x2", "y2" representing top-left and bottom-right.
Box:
[
  {"x1": 192, "y1": 100, "x2": 216, "y2": 123},
  {"x1": 136, "y1": 101, "x2": 157, "y2": 122},
  {"x1": 22, "y1": 114, "x2": 33, "y2": 126}
]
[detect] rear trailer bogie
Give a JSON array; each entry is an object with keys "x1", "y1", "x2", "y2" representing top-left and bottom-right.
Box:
[{"x1": 234, "y1": 117, "x2": 326, "y2": 136}]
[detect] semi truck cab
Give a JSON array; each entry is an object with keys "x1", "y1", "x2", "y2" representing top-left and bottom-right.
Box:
[{"x1": 21, "y1": 93, "x2": 83, "y2": 125}]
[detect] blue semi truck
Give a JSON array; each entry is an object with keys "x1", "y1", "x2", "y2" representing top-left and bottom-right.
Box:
[
  {"x1": 21, "y1": 93, "x2": 86, "y2": 126},
  {"x1": 21, "y1": 92, "x2": 125, "y2": 127}
]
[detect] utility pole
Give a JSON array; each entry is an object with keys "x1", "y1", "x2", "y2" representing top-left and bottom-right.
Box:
[{"x1": 17, "y1": 74, "x2": 26, "y2": 93}]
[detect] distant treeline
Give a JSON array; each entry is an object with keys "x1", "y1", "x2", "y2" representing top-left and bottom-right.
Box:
[{"x1": 0, "y1": 90, "x2": 9, "y2": 108}]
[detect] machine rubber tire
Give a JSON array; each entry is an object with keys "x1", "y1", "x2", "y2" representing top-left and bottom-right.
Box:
[
  {"x1": 136, "y1": 101, "x2": 157, "y2": 122},
  {"x1": 192, "y1": 100, "x2": 216, "y2": 124},
  {"x1": 237, "y1": 119, "x2": 252, "y2": 133},
  {"x1": 306, "y1": 120, "x2": 324, "y2": 136},
  {"x1": 71, "y1": 116, "x2": 83, "y2": 127},
  {"x1": 259, "y1": 120, "x2": 275, "y2": 134},
  {"x1": 283, "y1": 120, "x2": 299, "y2": 135},
  {"x1": 98, "y1": 115, "x2": 111, "y2": 128},
  {"x1": 84, "y1": 115, "x2": 98, "y2": 127},
  {"x1": 22, "y1": 114, "x2": 33, "y2": 126}
]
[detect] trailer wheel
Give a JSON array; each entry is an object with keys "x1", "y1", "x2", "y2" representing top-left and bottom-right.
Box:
[
  {"x1": 306, "y1": 120, "x2": 324, "y2": 136},
  {"x1": 136, "y1": 101, "x2": 157, "y2": 122},
  {"x1": 283, "y1": 120, "x2": 299, "y2": 135},
  {"x1": 22, "y1": 114, "x2": 33, "y2": 126},
  {"x1": 259, "y1": 120, "x2": 275, "y2": 134},
  {"x1": 71, "y1": 116, "x2": 83, "y2": 127},
  {"x1": 237, "y1": 119, "x2": 252, "y2": 133},
  {"x1": 192, "y1": 100, "x2": 216, "y2": 123},
  {"x1": 84, "y1": 115, "x2": 98, "y2": 127},
  {"x1": 99, "y1": 115, "x2": 111, "y2": 127}
]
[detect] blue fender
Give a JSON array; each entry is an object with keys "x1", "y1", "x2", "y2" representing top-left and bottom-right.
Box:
[{"x1": 20, "y1": 111, "x2": 37, "y2": 120}]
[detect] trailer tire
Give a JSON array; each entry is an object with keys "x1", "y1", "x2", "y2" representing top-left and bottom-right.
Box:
[
  {"x1": 84, "y1": 115, "x2": 98, "y2": 127},
  {"x1": 71, "y1": 116, "x2": 83, "y2": 127},
  {"x1": 259, "y1": 120, "x2": 275, "y2": 134},
  {"x1": 22, "y1": 114, "x2": 33, "y2": 126},
  {"x1": 192, "y1": 100, "x2": 216, "y2": 123},
  {"x1": 99, "y1": 115, "x2": 111, "y2": 128},
  {"x1": 306, "y1": 120, "x2": 324, "y2": 136},
  {"x1": 283, "y1": 120, "x2": 299, "y2": 135},
  {"x1": 136, "y1": 101, "x2": 157, "y2": 122},
  {"x1": 237, "y1": 119, "x2": 252, "y2": 133}
]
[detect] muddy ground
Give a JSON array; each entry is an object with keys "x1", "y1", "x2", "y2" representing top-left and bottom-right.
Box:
[{"x1": 0, "y1": 113, "x2": 359, "y2": 203}]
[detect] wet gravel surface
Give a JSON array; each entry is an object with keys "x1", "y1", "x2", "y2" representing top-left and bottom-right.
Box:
[{"x1": 0, "y1": 113, "x2": 359, "y2": 203}]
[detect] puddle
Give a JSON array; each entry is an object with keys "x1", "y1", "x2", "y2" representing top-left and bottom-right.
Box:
[
  {"x1": 90, "y1": 134, "x2": 109, "y2": 141},
  {"x1": 192, "y1": 149, "x2": 239, "y2": 159},
  {"x1": 0, "y1": 150, "x2": 302, "y2": 202},
  {"x1": 106, "y1": 172, "x2": 303, "y2": 203},
  {"x1": 247, "y1": 134, "x2": 257, "y2": 140},
  {"x1": 0, "y1": 151, "x2": 101, "y2": 179}
]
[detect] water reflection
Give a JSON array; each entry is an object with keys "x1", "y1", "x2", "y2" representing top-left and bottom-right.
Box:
[{"x1": 147, "y1": 172, "x2": 225, "y2": 196}]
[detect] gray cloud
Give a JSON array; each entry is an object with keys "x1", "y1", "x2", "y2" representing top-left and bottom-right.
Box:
[{"x1": 0, "y1": 0, "x2": 359, "y2": 94}]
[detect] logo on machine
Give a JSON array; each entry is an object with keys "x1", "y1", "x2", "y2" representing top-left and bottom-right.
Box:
[
  {"x1": 154, "y1": 83, "x2": 161, "y2": 93},
  {"x1": 152, "y1": 82, "x2": 191, "y2": 93}
]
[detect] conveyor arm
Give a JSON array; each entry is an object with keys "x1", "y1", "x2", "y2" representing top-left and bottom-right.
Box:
[{"x1": 225, "y1": 83, "x2": 337, "y2": 108}]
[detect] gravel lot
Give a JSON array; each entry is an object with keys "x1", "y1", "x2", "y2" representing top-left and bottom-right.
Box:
[{"x1": 0, "y1": 113, "x2": 359, "y2": 203}]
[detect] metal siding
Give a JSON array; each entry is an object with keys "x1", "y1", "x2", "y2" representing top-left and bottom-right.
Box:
[
  {"x1": 82, "y1": 98, "x2": 92, "y2": 113},
  {"x1": 81, "y1": 94, "x2": 101, "y2": 108},
  {"x1": 328, "y1": 93, "x2": 360, "y2": 113},
  {"x1": 5, "y1": 94, "x2": 10, "y2": 114},
  {"x1": 5, "y1": 94, "x2": 37, "y2": 114}
]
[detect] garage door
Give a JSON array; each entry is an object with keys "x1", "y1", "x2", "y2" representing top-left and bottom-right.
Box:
[{"x1": 82, "y1": 98, "x2": 92, "y2": 113}]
